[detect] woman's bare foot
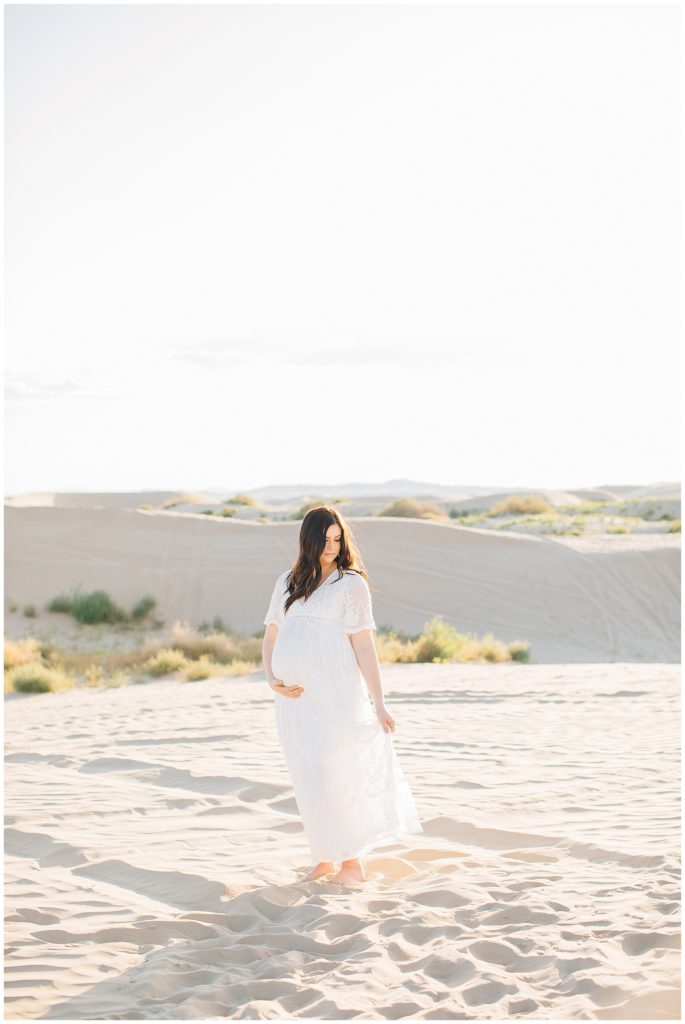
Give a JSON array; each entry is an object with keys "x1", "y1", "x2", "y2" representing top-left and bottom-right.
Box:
[
  {"x1": 303, "y1": 861, "x2": 335, "y2": 881},
  {"x1": 330, "y1": 858, "x2": 366, "y2": 884}
]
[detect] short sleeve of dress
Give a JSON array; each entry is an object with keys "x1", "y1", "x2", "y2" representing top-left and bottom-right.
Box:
[
  {"x1": 263, "y1": 571, "x2": 289, "y2": 628},
  {"x1": 342, "y1": 572, "x2": 377, "y2": 634}
]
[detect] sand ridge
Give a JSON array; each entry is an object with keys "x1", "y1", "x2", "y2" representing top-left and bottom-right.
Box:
[{"x1": 4, "y1": 508, "x2": 681, "y2": 663}]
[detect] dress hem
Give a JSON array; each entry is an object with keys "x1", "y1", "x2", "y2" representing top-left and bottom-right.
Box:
[{"x1": 309, "y1": 821, "x2": 424, "y2": 864}]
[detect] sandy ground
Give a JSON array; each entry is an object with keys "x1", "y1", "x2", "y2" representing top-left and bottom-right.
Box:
[
  {"x1": 4, "y1": 662, "x2": 680, "y2": 1021},
  {"x1": 4, "y1": 508, "x2": 681, "y2": 662}
]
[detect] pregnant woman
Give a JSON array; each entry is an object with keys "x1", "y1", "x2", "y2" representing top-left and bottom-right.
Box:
[{"x1": 262, "y1": 505, "x2": 423, "y2": 885}]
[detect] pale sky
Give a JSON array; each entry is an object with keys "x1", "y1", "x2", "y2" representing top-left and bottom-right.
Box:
[{"x1": 4, "y1": 1, "x2": 681, "y2": 495}]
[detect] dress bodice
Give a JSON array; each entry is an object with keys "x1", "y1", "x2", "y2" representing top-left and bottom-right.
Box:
[{"x1": 263, "y1": 568, "x2": 377, "y2": 634}]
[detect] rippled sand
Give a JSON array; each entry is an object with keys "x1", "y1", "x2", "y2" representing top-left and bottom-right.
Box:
[{"x1": 5, "y1": 663, "x2": 680, "y2": 1020}]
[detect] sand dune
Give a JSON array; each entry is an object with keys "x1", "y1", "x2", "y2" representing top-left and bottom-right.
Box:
[
  {"x1": 5, "y1": 480, "x2": 679, "y2": 508},
  {"x1": 4, "y1": 490, "x2": 184, "y2": 509},
  {"x1": 4, "y1": 663, "x2": 680, "y2": 1020},
  {"x1": 4, "y1": 507, "x2": 680, "y2": 663}
]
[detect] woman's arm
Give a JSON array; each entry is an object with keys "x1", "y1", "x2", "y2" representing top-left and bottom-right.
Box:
[
  {"x1": 262, "y1": 623, "x2": 279, "y2": 684},
  {"x1": 262, "y1": 624, "x2": 303, "y2": 699},
  {"x1": 349, "y1": 631, "x2": 395, "y2": 732}
]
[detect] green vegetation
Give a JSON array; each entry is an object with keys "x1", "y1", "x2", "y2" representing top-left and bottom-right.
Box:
[
  {"x1": 5, "y1": 638, "x2": 41, "y2": 670},
  {"x1": 141, "y1": 648, "x2": 188, "y2": 677},
  {"x1": 123, "y1": 490, "x2": 679, "y2": 536},
  {"x1": 668, "y1": 520, "x2": 681, "y2": 533},
  {"x1": 377, "y1": 498, "x2": 443, "y2": 519},
  {"x1": 181, "y1": 655, "x2": 224, "y2": 681},
  {"x1": 445, "y1": 500, "x2": 668, "y2": 536},
  {"x1": 71, "y1": 589, "x2": 127, "y2": 625},
  {"x1": 224, "y1": 493, "x2": 257, "y2": 506},
  {"x1": 131, "y1": 596, "x2": 157, "y2": 621},
  {"x1": 488, "y1": 494, "x2": 553, "y2": 516},
  {"x1": 23, "y1": 605, "x2": 37, "y2": 618},
  {"x1": 5, "y1": 603, "x2": 530, "y2": 698},
  {"x1": 293, "y1": 499, "x2": 328, "y2": 518},
  {"x1": 46, "y1": 587, "x2": 160, "y2": 626},
  {"x1": 206, "y1": 615, "x2": 232, "y2": 634},
  {"x1": 375, "y1": 616, "x2": 530, "y2": 664},
  {"x1": 558, "y1": 500, "x2": 612, "y2": 515},
  {"x1": 5, "y1": 615, "x2": 263, "y2": 695},
  {"x1": 82, "y1": 665, "x2": 128, "y2": 689},
  {"x1": 6, "y1": 662, "x2": 73, "y2": 694}
]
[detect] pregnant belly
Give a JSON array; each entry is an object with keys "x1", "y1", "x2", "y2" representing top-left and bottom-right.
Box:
[{"x1": 272, "y1": 616, "x2": 357, "y2": 689}]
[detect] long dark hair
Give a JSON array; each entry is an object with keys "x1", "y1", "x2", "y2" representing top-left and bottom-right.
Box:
[{"x1": 283, "y1": 505, "x2": 371, "y2": 615}]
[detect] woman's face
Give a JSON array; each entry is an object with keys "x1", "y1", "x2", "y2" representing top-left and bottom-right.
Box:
[{"x1": 322, "y1": 523, "x2": 342, "y2": 564}]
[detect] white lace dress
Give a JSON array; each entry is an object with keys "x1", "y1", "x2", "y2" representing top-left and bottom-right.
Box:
[{"x1": 263, "y1": 567, "x2": 423, "y2": 863}]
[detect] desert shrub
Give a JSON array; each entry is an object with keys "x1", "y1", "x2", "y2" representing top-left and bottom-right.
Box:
[
  {"x1": 492, "y1": 519, "x2": 517, "y2": 531},
  {"x1": 294, "y1": 499, "x2": 329, "y2": 518},
  {"x1": 44, "y1": 645, "x2": 140, "y2": 675},
  {"x1": 413, "y1": 617, "x2": 475, "y2": 662},
  {"x1": 219, "y1": 508, "x2": 236, "y2": 517},
  {"x1": 69, "y1": 589, "x2": 127, "y2": 625},
  {"x1": 374, "y1": 631, "x2": 420, "y2": 663},
  {"x1": 225, "y1": 493, "x2": 257, "y2": 506},
  {"x1": 105, "y1": 672, "x2": 129, "y2": 688},
  {"x1": 6, "y1": 662, "x2": 74, "y2": 694},
  {"x1": 141, "y1": 648, "x2": 188, "y2": 676},
  {"x1": 164, "y1": 623, "x2": 241, "y2": 663},
  {"x1": 84, "y1": 665, "x2": 107, "y2": 687},
  {"x1": 23, "y1": 605, "x2": 37, "y2": 618},
  {"x1": 374, "y1": 616, "x2": 530, "y2": 664},
  {"x1": 47, "y1": 592, "x2": 74, "y2": 613},
  {"x1": 163, "y1": 493, "x2": 205, "y2": 508},
  {"x1": 488, "y1": 495, "x2": 553, "y2": 516},
  {"x1": 211, "y1": 616, "x2": 231, "y2": 634},
  {"x1": 131, "y1": 595, "x2": 157, "y2": 621},
  {"x1": 135, "y1": 621, "x2": 260, "y2": 668},
  {"x1": 221, "y1": 659, "x2": 258, "y2": 676},
  {"x1": 668, "y1": 520, "x2": 681, "y2": 533},
  {"x1": 478, "y1": 632, "x2": 511, "y2": 663},
  {"x1": 4, "y1": 637, "x2": 42, "y2": 670},
  {"x1": 181, "y1": 656, "x2": 224, "y2": 681},
  {"x1": 508, "y1": 640, "x2": 531, "y2": 662},
  {"x1": 237, "y1": 637, "x2": 264, "y2": 662},
  {"x1": 81, "y1": 664, "x2": 130, "y2": 689},
  {"x1": 559, "y1": 500, "x2": 609, "y2": 515},
  {"x1": 378, "y1": 498, "x2": 443, "y2": 519},
  {"x1": 607, "y1": 525, "x2": 628, "y2": 534}
]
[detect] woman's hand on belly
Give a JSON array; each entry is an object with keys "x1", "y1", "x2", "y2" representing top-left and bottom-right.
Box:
[{"x1": 269, "y1": 678, "x2": 304, "y2": 699}]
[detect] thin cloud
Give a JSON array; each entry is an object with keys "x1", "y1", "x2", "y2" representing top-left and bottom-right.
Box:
[
  {"x1": 4, "y1": 371, "x2": 117, "y2": 404},
  {"x1": 164, "y1": 337, "x2": 520, "y2": 369}
]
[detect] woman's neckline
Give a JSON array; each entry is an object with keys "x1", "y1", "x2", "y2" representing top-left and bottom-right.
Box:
[{"x1": 315, "y1": 565, "x2": 341, "y2": 589}]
